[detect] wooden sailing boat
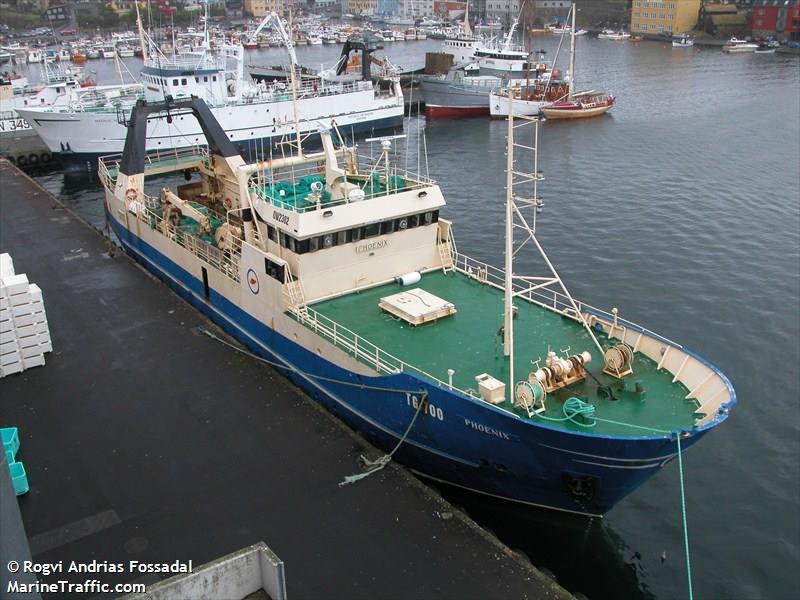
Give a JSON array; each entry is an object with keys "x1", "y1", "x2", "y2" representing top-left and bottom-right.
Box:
[{"x1": 541, "y1": 3, "x2": 614, "y2": 120}]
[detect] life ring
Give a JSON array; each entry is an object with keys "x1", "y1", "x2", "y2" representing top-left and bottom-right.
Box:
[
  {"x1": 125, "y1": 188, "x2": 138, "y2": 202},
  {"x1": 223, "y1": 197, "x2": 233, "y2": 210}
]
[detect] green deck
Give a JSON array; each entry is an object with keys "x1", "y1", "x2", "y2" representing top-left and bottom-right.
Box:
[{"x1": 308, "y1": 270, "x2": 699, "y2": 437}]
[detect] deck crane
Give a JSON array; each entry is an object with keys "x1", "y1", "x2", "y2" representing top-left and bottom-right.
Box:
[{"x1": 247, "y1": 12, "x2": 298, "y2": 69}]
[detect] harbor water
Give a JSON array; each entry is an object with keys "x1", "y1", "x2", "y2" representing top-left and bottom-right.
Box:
[{"x1": 21, "y1": 37, "x2": 800, "y2": 599}]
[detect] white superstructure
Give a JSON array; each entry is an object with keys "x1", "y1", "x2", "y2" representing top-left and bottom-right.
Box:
[{"x1": 18, "y1": 25, "x2": 403, "y2": 168}]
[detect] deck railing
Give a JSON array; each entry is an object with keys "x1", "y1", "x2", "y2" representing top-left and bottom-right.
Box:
[
  {"x1": 125, "y1": 193, "x2": 241, "y2": 282},
  {"x1": 452, "y1": 251, "x2": 683, "y2": 350},
  {"x1": 251, "y1": 159, "x2": 435, "y2": 214},
  {"x1": 287, "y1": 302, "x2": 477, "y2": 398},
  {"x1": 99, "y1": 145, "x2": 211, "y2": 189}
]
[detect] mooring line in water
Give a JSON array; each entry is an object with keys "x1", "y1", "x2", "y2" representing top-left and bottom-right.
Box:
[{"x1": 676, "y1": 435, "x2": 694, "y2": 600}]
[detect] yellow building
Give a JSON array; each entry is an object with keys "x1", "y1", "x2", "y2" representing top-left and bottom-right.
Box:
[
  {"x1": 244, "y1": 0, "x2": 298, "y2": 18},
  {"x1": 630, "y1": 0, "x2": 702, "y2": 36}
]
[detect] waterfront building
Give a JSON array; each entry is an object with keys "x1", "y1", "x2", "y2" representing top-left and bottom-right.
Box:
[
  {"x1": 630, "y1": 0, "x2": 701, "y2": 35},
  {"x1": 533, "y1": 0, "x2": 570, "y2": 26},
  {"x1": 244, "y1": 0, "x2": 300, "y2": 17},
  {"x1": 483, "y1": 0, "x2": 521, "y2": 27},
  {"x1": 433, "y1": 1, "x2": 467, "y2": 21},
  {"x1": 751, "y1": 0, "x2": 800, "y2": 40},
  {"x1": 699, "y1": 3, "x2": 749, "y2": 36},
  {"x1": 343, "y1": 0, "x2": 378, "y2": 16}
]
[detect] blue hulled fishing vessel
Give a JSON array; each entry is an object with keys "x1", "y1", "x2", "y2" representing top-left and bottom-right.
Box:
[{"x1": 99, "y1": 97, "x2": 734, "y2": 515}]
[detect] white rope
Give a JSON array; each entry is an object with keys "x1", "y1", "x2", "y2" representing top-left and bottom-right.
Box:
[
  {"x1": 339, "y1": 391, "x2": 428, "y2": 486},
  {"x1": 198, "y1": 326, "x2": 425, "y2": 395},
  {"x1": 198, "y1": 325, "x2": 429, "y2": 486}
]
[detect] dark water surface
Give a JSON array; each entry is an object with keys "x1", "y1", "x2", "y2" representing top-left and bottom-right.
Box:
[{"x1": 25, "y1": 38, "x2": 800, "y2": 600}]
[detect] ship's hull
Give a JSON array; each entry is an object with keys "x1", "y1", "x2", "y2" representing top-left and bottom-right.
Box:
[
  {"x1": 104, "y1": 199, "x2": 712, "y2": 516},
  {"x1": 19, "y1": 87, "x2": 404, "y2": 172},
  {"x1": 489, "y1": 90, "x2": 554, "y2": 118},
  {"x1": 421, "y1": 79, "x2": 494, "y2": 118},
  {"x1": 542, "y1": 103, "x2": 614, "y2": 120}
]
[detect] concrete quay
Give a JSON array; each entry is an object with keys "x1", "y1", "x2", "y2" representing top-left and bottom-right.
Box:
[{"x1": 0, "y1": 159, "x2": 573, "y2": 600}]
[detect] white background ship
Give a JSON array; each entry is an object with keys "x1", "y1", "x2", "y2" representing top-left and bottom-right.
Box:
[{"x1": 17, "y1": 13, "x2": 404, "y2": 170}]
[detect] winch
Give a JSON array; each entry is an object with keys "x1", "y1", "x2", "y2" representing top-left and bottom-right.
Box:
[{"x1": 531, "y1": 350, "x2": 593, "y2": 393}]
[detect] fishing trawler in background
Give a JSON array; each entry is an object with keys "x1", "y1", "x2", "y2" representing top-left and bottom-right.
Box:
[
  {"x1": 542, "y1": 4, "x2": 615, "y2": 120},
  {"x1": 17, "y1": 11, "x2": 403, "y2": 171},
  {"x1": 98, "y1": 89, "x2": 734, "y2": 516},
  {"x1": 421, "y1": 3, "x2": 538, "y2": 118},
  {"x1": 490, "y1": 21, "x2": 572, "y2": 118},
  {"x1": 1, "y1": 63, "x2": 104, "y2": 165}
]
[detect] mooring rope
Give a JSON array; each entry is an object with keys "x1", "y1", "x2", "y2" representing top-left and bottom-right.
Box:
[
  {"x1": 676, "y1": 435, "x2": 694, "y2": 600},
  {"x1": 198, "y1": 326, "x2": 428, "y2": 486},
  {"x1": 198, "y1": 326, "x2": 424, "y2": 395},
  {"x1": 339, "y1": 391, "x2": 428, "y2": 487},
  {"x1": 201, "y1": 325, "x2": 695, "y2": 591}
]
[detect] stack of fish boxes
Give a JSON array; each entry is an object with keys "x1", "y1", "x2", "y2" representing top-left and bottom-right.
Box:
[{"x1": 0, "y1": 253, "x2": 52, "y2": 378}]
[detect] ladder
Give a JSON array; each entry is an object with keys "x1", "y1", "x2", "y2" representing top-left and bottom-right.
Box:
[{"x1": 283, "y1": 271, "x2": 309, "y2": 320}]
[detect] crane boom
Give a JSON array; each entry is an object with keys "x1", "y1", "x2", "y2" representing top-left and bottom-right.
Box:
[{"x1": 250, "y1": 12, "x2": 297, "y2": 67}]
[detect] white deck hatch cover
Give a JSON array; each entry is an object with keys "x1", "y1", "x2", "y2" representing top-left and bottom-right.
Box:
[{"x1": 378, "y1": 288, "x2": 456, "y2": 326}]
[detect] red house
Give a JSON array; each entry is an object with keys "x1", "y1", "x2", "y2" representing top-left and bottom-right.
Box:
[{"x1": 751, "y1": 0, "x2": 800, "y2": 41}]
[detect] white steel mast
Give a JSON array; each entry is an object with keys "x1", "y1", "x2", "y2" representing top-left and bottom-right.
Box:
[
  {"x1": 502, "y1": 82, "x2": 604, "y2": 398},
  {"x1": 568, "y1": 3, "x2": 576, "y2": 101},
  {"x1": 504, "y1": 90, "x2": 515, "y2": 395}
]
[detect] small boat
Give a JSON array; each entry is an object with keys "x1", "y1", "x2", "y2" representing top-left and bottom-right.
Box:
[
  {"x1": 754, "y1": 43, "x2": 776, "y2": 54},
  {"x1": 549, "y1": 26, "x2": 587, "y2": 36},
  {"x1": 672, "y1": 35, "x2": 694, "y2": 48},
  {"x1": 116, "y1": 45, "x2": 135, "y2": 58},
  {"x1": 490, "y1": 81, "x2": 570, "y2": 118},
  {"x1": 27, "y1": 49, "x2": 43, "y2": 64},
  {"x1": 541, "y1": 5, "x2": 614, "y2": 120},
  {"x1": 597, "y1": 29, "x2": 630, "y2": 41},
  {"x1": 722, "y1": 37, "x2": 758, "y2": 53},
  {"x1": 71, "y1": 52, "x2": 87, "y2": 64},
  {"x1": 542, "y1": 91, "x2": 615, "y2": 119}
]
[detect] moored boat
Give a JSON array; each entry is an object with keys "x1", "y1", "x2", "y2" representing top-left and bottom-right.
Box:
[
  {"x1": 98, "y1": 96, "x2": 734, "y2": 516},
  {"x1": 541, "y1": 5, "x2": 614, "y2": 120},
  {"x1": 18, "y1": 23, "x2": 404, "y2": 171},
  {"x1": 597, "y1": 29, "x2": 630, "y2": 40},
  {"x1": 722, "y1": 37, "x2": 758, "y2": 52},
  {"x1": 754, "y1": 43, "x2": 776, "y2": 54},
  {"x1": 672, "y1": 34, "x2": 694, "y2": 48}
]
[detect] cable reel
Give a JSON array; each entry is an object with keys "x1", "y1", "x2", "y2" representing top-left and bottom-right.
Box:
[{"x1": 603, "y1": 343, "x2": 634, "y2": 378}]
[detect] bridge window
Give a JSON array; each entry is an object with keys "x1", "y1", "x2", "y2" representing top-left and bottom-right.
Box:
[
  {"x1": 172, "y1": 79, "x2": 178, "y2": 85},
  {"x1": 363, "y1": 222, "x2": 381, "y2": 238},
  {"x1": 264, "y1": 257, "x2": 285, "y2": 282}
]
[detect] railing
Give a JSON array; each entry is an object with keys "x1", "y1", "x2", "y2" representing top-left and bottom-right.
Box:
[
  {"x1": 99, "y1": 145, "x2": 211, "y2": 190},
  {"x1": 287, "y1": 302, "x2": 472, "y2": 398},
  {"x1": 452, "y1": 251, "x2": 684, "y2": 350},
  {"x1": 251, "y1": 159, "x2": 436, "y2": 214},
  {"x1": 126, "y1": 193, "x2": 241, "y2": 283}
]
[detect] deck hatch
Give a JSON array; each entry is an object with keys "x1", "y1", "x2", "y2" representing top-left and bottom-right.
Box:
[{"x1": 378, "y1": 288, "x2": 456, "y2": 326}]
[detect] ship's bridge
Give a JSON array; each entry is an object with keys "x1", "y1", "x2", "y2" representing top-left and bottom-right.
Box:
[{"x1": 248, "y1": 136, "x2": 450, "y2": 303}]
